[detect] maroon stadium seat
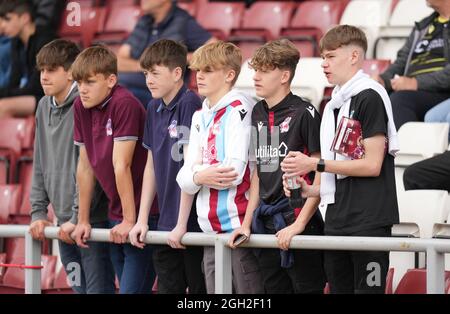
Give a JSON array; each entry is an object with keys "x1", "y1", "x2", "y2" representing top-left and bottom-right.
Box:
[
  {"x1": 395, "y1": 269, "x2": 450, "y2": 294},
  {"x1": 1, "y1": 254, "x2": 57, "y2": 291},
  {"x1": 231, "y1": 1, "x2": 295, "y2": 42},
  {"x1": 103, "y1": 0, "x2": 138, "y2": 9},
  {"x1": 0, "y1": 252, "x2": 6, "y2": 283},
  {"x1": 14, "y1": 163, "x2": 33, "y2": 222},
  {"x1": 93, "y1": 5, "x2": 142, "y2": 46},
  {"x1": 178, "y1": 1, "x2": 197, "y2": 17},
  {"x1": 0, "y1": 117, "x2": 34, "y2": 184},
  {"x1": 282, "y1": 0, "x2": 342, "y2": 56},
  {"x1": 196, "y1": 2, "x2": 245, "y2": 40},
  {"x1": 59, "y1": 7, "x2": 107, "y2": 48},
  {"x1": 0, "y1": 185, "x2": 22, "y2": 224},
  {"x1": 362, "y1": 59, "x2": 391, "y2": 77}
]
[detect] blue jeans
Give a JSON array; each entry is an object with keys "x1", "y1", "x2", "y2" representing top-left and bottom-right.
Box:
[
  {"x1": 424, "y1": 98, "x2": 450, "y2": 142},
  {"x1": 58, "y1": 221, "x2": 115, "y2": 294},
  {"x1": 108, "y1": 216, "x2": 157, "y2": 294}
]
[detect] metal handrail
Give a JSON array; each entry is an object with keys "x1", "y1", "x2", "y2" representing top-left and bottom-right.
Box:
[{"x1": 1, "y1": 225, "x2": 449, "y2": 294}]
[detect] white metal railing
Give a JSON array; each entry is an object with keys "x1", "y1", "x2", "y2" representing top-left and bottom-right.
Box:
[{"x1": 1, "y1": 225, "x2": 450, "y2": 294}]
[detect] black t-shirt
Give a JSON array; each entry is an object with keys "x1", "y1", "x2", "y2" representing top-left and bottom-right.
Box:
[
  {"x1": 325, "y1": 89, "x2": 399, "y2": 235},
  {"x1": 251, "y1": 92, "x2": 321, "y2": 208},
  {"x1": 407, "y1": 17, "x2": 448, "y2": 77}
]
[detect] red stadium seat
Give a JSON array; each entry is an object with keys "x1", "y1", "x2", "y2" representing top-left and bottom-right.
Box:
[
  {"x1": 362, "y1": 59, "x2": 391, "y2": 77},
  {"x1": 103, "y1": 0, "x2": 137, "y2": 9},
  {"x1": 196, "y1": 2, "x2": 245, "y2": 40},
  {"x1": 281, "y1": 0, "x2": 342, "y2": 56},
  {"x1": 59, "y1": 7, "x2": 107, "y2": 48},
  {"x1": 231, "y1": 1, "x2": 295, "y2": 42},
  {"x1": 0, "y1": 117, "x2": 34, "y2": 184},
  {"x1": 1, "y1": 255, "x2": 57, "y2": 290},
  {"x1": 0, "y1": 185, "x2": 22, "y2": 224},
  {"x1": 3, "y1": 238, "x2": 25, "y2": 263},
  {"x1": 93, "y1": 5, "x2": 142, "y2": 46},
  {"x1": 395, "y1": 269, "x2": 450, "y2": 294},
  {"x1": 15, "y1": 163, "x2": 33, "y2": 220},
  {"x1": 0, "y1": 252, "x2": 6, "y2": 283},
  {"x1": 236, "y1": 41, "x2": 262, "y2": 62},
  {"x1": 178, "y1": 1, "x2": 197, "y2": 17}
]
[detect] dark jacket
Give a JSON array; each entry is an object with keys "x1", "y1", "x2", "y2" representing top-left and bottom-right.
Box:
[
  {"x1": 0, "y1": 26, "x2": 57, "y2": 101},
  {"x1": 380, "y1": 11, "x2": 450, "y2": 92}
]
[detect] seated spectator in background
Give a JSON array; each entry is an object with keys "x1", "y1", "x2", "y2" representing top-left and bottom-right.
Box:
[
  {"x1": 29, "y1": 39, "x2": 115, "y2": 294},
  {"x1": 404, "y1": 150, "x2": 450, "y2": 192},
  {"x1": 0, "y1": 0, "x2": 57, "y2": 118},
  {"x1": 0, "y1": 16, "x2": 11, "y2": 88},
  {"x1": 32, "y1": 0, "x2": 66, "y2": 29},
  {"x1": 373, "y1": 0, "x2": 450, "y2": 130},
  {"x1": 424, "y1": 98, "x2": 450, "y2": 141},
  {"x1": 117, "y1": 0, "x2": 214, "y2": 107}
]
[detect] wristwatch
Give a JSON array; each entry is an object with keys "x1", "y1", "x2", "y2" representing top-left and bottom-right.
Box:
[{"x1": 316, "y1": 158, "x2": 325, "y2": 172}]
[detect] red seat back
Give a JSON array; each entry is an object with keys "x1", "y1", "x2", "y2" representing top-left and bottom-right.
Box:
[{"x1": 197, "y1": 2, "x2": 245, "y2": 40}]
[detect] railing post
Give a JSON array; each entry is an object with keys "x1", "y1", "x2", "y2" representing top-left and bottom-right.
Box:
[
  {"x1": 25, "y1": 232, "x2": 41, "y2": 294},
  {"x1": 215, "y1": 237, "x2": 232, "y2": 294},
  {"x1": 426, "y1": 247, "x2": 445, "y2": 294}
]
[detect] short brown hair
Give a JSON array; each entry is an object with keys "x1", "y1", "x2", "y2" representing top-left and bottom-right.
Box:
[
  {"x1": 140, "y1": 39, "x2": 187, "y2": 75},
  {"x1": 319, "y1": 25, "x2": 368, "y2": 54},
  {"x1": 71, "y1": 45, "x2": 117, "y2": 81},
  {"x1": 250, "y1": 39, "x2": 300, "y2": 83},
  {"x1": 190, "y1": 41, "x2": 242, "y2": 85},
  {"x1": 36, "y1": 39, "x2": 81, "y2": 71}
]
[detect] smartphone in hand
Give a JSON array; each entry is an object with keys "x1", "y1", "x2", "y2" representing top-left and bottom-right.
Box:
[{"x1": 233, "y1": 234, "x2": 248, "y2": 247}]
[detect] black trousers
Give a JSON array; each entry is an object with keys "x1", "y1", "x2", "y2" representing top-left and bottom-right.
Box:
[
  {"x1": 324, "y1": 226, "x2": 391, "y2": 294},
  {"x1": 390, "y1": 90, "x2": 450, "y2": 130},
  {"x1": 403, "y1": 151, "x2": 450, "y2": 192},
  {"x1": 153, "y1": 245, "x2": 206, "y2": 294},
  {"x1": 256, "y1": 213, "x2": 326, "y2": 294}
]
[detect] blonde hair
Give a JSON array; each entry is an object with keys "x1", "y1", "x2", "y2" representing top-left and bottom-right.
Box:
[
  {"x1": 190, "y1": 41, "x2": 242, "y2": 85},
  {"x1": 249, "y1": 39, "x2": 300, "y2": 83}
]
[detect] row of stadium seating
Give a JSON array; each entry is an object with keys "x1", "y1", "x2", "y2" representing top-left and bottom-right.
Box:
[{"x1": 56, "y1": 0, "x2": 433, "y2": 61}]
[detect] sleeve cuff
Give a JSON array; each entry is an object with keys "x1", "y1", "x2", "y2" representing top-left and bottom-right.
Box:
[
  {"x1": 74, "y1": 141, "x2": 85, "y2": 146},
  {"x1": 114, "y1": 136, "x2": 138, "y2": 141},
  {"x1": 31, "y1": 211, "x2": 49, "y2": 223},
  {"x1": 176, "y1": 166, "x2": 202, "y2": 195},
  {"x1": 69, "y1": 214, "x2": 78, "y2": 225}
]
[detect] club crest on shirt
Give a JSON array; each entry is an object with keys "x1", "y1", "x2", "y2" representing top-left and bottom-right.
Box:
[
  {"x1": 168, "y1": 120, "x2": 178, "y2": 138},
  {"x1": 202, "y1": 144, "x2": 217, "y2": 163},
  {"x1": 106, "y1": 118, "x2": 113, "y2": 136},
  {"x1": 195, "y1": 124, "x2": 200, "y2": 132},
  {"x1": 280, "y1": 117, "x2": 291, "y2": 133}
]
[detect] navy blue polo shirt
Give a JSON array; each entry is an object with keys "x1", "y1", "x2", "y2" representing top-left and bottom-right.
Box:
[
  {"x1": 125, "y1": 4, "x2": 211, "y2": 60},
  {"x1": 143, "y1": 85, "x2": 202, "y2": 231}
]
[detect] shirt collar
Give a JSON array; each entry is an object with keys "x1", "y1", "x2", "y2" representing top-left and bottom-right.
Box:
[
  {"x1": 262, "y1": 92, "x2": 293, "y2": 112},
  {"x1": 51, "y1": 81, "x2": 77, "y2": 108},
  {"x1": 157, "y1": 85, "x2": 188, "y2": 112},
  {"x1": 95, "y1": 85, "x2": 118, "y2": 110}
]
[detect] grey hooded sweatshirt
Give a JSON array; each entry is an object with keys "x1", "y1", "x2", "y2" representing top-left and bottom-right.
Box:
[{"x1": 30, "y1": 84, "x2": 108, "y2": 224}]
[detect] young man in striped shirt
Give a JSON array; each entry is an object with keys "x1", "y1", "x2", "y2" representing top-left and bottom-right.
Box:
[{"x1": 172, "y1": 41, "x2": 264, "y2": 294}]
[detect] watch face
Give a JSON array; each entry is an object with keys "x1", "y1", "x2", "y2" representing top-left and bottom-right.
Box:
[{"x1": 317, "y1": 159, "x2": 325, "y2": 172}]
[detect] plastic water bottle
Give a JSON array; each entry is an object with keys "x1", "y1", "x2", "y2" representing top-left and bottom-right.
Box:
[{"x1": 287, "y1": 176, "x2": 304, "y2": 209}]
